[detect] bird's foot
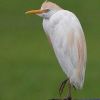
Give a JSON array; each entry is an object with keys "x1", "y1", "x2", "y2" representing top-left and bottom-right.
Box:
[
  {"x1": 59, "y1": 79, "x2": 68, "y2": 95},
  {"x1": 49, "y1": 96, "x2": 72, "y2": 100},
  {"x1": 49, "y1": 98, "x2": 61, "y2": 100},
  {"x1": 66, "y1": 96, "x2": 72, "y2": 100},
  {"x1": 64, "y1": 96, "x2": 72, "y2": 100}
]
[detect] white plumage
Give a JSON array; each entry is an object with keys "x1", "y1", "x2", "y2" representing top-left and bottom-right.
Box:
[
  {"x1": 26, "y1": 1, "x2": 87, "y2": 97},
  {"x1": 42, "y1": 3, "x2": 87, "y2": 89}
]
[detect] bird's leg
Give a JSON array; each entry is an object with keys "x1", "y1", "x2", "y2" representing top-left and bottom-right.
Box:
[
  {"x1": 73, "y1": 85, "x2": 76, "y2": 90},
  {"x1": 59, "y1": 79, "x2": 68, "y2": 96},
  {"x1": 49, "y1": 79, "x2": 68, "y2": 100},
  {"x1": 49, "y1": 79, "x2": 72, "y2": 100},
  {"x1": 66, "y1": 80, "x2": 72, "y2": 100}
]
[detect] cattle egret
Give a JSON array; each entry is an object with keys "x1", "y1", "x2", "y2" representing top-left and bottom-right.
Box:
[{"x1": 25, "y1": 1, "x2": 87, "y2": 100}]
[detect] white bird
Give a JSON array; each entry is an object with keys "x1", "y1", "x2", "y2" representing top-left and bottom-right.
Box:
[{"x1": 26, "y1": 1, "x2": 87, "y2": 100}]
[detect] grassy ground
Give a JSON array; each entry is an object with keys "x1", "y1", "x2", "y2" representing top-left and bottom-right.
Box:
[{"x1": 0, "y1": 0, "x2": 100, "y2": 99}]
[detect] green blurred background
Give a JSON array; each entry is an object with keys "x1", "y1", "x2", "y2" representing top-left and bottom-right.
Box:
[{"x1": 0, "y1": 0, "x2": 100, "y2": 99}]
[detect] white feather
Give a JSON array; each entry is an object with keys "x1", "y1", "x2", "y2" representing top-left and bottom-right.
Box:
[{"x1": 43, "y1": 10, "x2": 87, "y2": 89}]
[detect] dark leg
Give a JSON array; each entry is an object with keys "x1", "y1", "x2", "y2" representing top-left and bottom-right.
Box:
[
  {"x1": 49, "y1": 79, "x2": 73, "y2": 100},
  {"x1": 59, "y1": 79, "x2": 68, "y2": 95},
  {"x1": 66, "y1": 80, "x2": 72, "y2": 100}
]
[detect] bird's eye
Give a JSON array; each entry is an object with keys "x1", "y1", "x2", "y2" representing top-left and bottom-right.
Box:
[{"x1": 46, "y1": 9, "x2": 50, "y2": 12}]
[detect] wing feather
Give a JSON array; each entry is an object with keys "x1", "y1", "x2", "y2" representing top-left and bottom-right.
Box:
[{"x1": 43, "y1": 10, "x2": 87, "y2": 89}]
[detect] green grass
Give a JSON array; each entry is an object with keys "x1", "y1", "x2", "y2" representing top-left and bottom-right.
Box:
[{"x1": 0, "y1": 0, "x2": 100, "y2": 99}]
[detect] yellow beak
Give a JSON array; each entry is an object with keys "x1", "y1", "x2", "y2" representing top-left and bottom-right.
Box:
[{"x1": 25, "y1": 9, "x2": 48, "y2": 14}]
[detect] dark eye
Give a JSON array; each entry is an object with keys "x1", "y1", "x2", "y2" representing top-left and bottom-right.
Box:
[{"x1": 46, "y1": 9, "x2": 50, "y2": 12}]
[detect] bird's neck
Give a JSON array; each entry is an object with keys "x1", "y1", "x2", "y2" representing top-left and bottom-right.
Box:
[{"x1": 43, "y1": 9, "x2": 62, "y2": 19}]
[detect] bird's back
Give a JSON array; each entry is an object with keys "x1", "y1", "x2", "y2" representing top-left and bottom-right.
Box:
[{"x1": 43, "y1": 10, "x2": 87, "y2": 89}]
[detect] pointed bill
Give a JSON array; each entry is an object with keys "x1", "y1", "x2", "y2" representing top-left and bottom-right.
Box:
[{"x1": 25, "y1": 9, "x2": 48, "y2": 14}]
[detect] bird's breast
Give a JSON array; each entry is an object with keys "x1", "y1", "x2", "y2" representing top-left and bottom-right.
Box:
[{"x1": 43, "y1": 10, "x2": 87, "y2": 89}]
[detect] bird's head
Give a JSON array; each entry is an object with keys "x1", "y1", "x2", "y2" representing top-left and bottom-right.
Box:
[{"x1": 25, "y1": 1, "x2": 62, "y2": 19}]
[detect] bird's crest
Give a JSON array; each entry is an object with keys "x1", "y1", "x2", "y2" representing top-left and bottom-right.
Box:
[{"x1": 45, "y1": 0, "x2": 49, "y2": 2}]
